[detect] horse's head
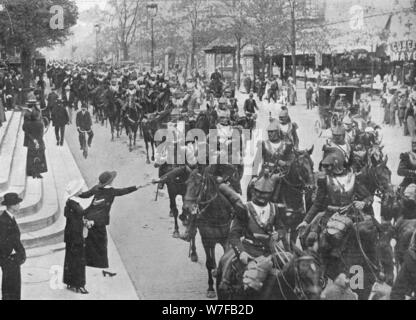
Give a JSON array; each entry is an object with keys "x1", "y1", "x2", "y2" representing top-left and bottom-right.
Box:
[
  {"x1": 368, "y1": 145, "x2": 384, "y2": 167},
  {"x1": 290, "y1": 146, "x2": 316, "y2": 192},
  {"x1": 288, "y1": 245, "x2": 323, "y2": 300}
]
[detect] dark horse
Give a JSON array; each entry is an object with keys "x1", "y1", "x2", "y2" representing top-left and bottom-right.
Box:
[
  {"x1": 142, "y1": 107, "x2": 172, "y2": 164},
  {"x1": 181, "y1": 165, "x2": 236, "y2": 298},
  {"x1": 356, "y1": 156, "x2": 396, "y2": 285},
  {"x1": 216, "y1": 238, "x2": 323, "y2": 300},
  {"x1": 123, "y1": 98, "x2": 141, "y2": 152},
  {"x1": 108, "y1": 95, "x2": 123, "y2": 140},
  {"x1": 307, "y1": 206, "x2": 386, "y2": 300}
]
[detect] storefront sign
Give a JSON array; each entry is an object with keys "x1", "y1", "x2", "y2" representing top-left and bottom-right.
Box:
[{"x1": 390, "y1": 40, "x2": 416, "y2": 61}]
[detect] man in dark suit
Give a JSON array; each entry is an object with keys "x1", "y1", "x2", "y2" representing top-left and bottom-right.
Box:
[
  {"x1": 62, "y1": 85, "x2": 76, "y2": 124},
  {"x1": 76, "y1": 103, "x2": 93, "y2": 150},
  {"x1": 51, "y1": 98, "x2": 69, "y2": 146},
  {"x1": 0, "y1": 193, "x2": 26, "y2": 300},
  {"x1": 47, "y1": 87, "x2": 59, "y2": 119}
]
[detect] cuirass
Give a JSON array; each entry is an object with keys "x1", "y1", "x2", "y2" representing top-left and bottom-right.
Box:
[
  {"x1": 263, "y1": 141, "x2": 285, "y2": 164},
  {"x1": 326, "y1": 172, "x2": 355, "y2": 206}
]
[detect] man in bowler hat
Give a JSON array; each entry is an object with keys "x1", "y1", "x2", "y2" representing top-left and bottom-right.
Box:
[{"x1": 0, "y1": 193, "x2": 26, "y2": 300}]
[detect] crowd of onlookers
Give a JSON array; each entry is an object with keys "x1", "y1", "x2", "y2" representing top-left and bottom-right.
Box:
[{"x1": 382, "y1": 84, "x2": 416, "y2": 137}]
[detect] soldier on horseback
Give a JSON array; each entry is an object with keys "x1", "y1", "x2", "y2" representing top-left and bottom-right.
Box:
[
  {"x1": 398, "y1": 136, "x2": 416, "y2": 192},
  {"x1": 278, "y1": 109, "x2": 299, "y2": 150},
  {"x1": 252, "y1": 119, "x2": 292, "y2": 178},
  {"x1": 296, "y1": 151, "x2": 374, "y2": 277},
  {"x1": 218, "y1": 174, "x2": 288, "y2": 294},
  {"x1": 322, "y1": 125, "x2": 353, "y2": 170}
]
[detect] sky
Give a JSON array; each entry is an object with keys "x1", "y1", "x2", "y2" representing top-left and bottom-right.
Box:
[{"x1": 75, "y1": 0, "x2": 108, "y2": 11}]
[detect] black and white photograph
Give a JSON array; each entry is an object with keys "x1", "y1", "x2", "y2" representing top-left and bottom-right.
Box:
[{"x1": 0, "y1": 0, "x2": 416, "y2": 305}]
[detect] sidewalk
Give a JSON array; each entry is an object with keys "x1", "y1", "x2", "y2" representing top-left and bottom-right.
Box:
[{"x1": 20, "y1": 125, "x2": 140, "y2": 300}]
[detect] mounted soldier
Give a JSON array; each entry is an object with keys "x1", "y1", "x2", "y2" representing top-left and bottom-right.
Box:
[
  {"x1": 278, "y1": 109, "x2": 299, "y2": 150},
  {"x1": 322, "y1": 125, "x2": 353, "y2": 170},
  {"x1": 296, "y1": 151, "x2": 375, "y2": 277},
  {"x1": 217, "y1": 174, "x2": 288, "y2": 296},
  {"x1": 252, "y1": 119, "x2": 292, "y2": 178}
]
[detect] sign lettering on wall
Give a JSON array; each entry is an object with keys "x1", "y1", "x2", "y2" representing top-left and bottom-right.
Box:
[{"x1": 390, "y1": 40, "x2": 416, "y2": 62}]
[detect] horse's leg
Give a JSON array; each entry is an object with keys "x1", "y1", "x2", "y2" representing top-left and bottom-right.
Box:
[
  {"x1": 204, "y1": 243, "x2": 217, "y2": 298},
  {"x1": 190, "y1": 236, "x2": 198, "y2": 263},
  {"x1": 110, "y1": 120, "x2": 114, "y2": 141},
  {"x1": 145, "y1": 139, "x2": 150, "y2": 164},
  {"x1": 151, "y1": 139, "x2": 155, "y2": 161}
]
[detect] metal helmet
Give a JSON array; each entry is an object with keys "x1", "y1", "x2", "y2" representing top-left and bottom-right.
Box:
[
  {"x1": 267, "y1": 119, "x2": 280, "y2": 132},
  {"x1": 321, "y1": 151, "x2": 345, "y2": 175},
  {"x1": 279, "y1": 109, "x2": 289, "y2": 121},
  {"x1": 254, "y1": 175, "x2": 275, "y2": 193}
]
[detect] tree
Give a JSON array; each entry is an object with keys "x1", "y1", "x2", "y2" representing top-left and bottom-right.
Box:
[
  {"x1": 171, "y1": 0, "x2": 222, "y2": 73},
  {"x1": 244, "y1": 0, "x2": 286, "y2": 79},
  {"x1": 107, "y1": 0, "x2": 143, "y2": 61},
  {"x1": 0, "y1": 0, "x2": 78, "y2": 88}
]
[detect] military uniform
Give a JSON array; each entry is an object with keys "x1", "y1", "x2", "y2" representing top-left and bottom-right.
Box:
[{"x1": 278, "y1": 110, "x2": 299, "y2": 149}]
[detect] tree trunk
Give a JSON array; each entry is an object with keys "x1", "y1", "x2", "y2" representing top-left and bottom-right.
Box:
[
  {"x1": 290, "y1": 3, "x2": 297, "y2": 84},
  {"x1": 260, "y1": 45, "x2": 266, "y2": 81},
  {"x1": 21, "y1": 46, "x2": 32, "y2": 102},
  {"x1": 191, "y1": 33, "x2": 196, "y2": 74},
  {"x1": 122, "y1": 42, "x2": 129, "y2": 61},
  {"x1": 236, "y1": 36, "x2": 241, "y2": 87}
]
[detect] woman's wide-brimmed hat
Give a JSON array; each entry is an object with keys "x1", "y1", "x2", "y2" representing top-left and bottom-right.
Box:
[
  {"x1": 98, "y1": 171, "x2": 117, "y2": 187},
  {"x1": 65, "y1": 179, "x2": 85, "y2": 199}
]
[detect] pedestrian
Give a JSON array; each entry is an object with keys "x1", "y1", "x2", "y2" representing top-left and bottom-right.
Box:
[
  {"x1": 51, "y1": 97, "x2": 69, "y2": 146},
  {"x1": 0, "y1": 90, "x2": 6, "y2": 127},
  {"x1": 22, "y1": 110, "x2": 48, "y2": 179},
  {"x1": 398, "y1": 91, "x2": 408, "y2": 127},
  {"x1": 63, "y1": 180, "x2": 93, "y2": 295},
  {"x1": 62, "y1": 85, "x2": 76, "y2": 124},
  {"x1": 405, "y1": 100, "x2": 415, "y2": 137},
  {"x1": 76, "y1": 103, "x2": 94, "y2": 150},
  {"x1": 13, "y1": 73, "x2": 23, "y2": 108},
  {"x1": 306, "y1": 82, "x2": 314, "y2": 109},
  {"x1": 0, "y1": 193, "x2": 26, "y2": 300},
  {"x1": 78, "y1": 171, "x2": 140, "y2": 276},
  {"x1": 47, "y1": 87, "x2": 59, "y2": 117},
  {"x1": 389, "y1": 90, "x2": 399, "y2": 126}
]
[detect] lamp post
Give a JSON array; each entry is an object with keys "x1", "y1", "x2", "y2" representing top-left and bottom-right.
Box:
[
  {"x1": 94, "y1": 24, "x2": 101, "y2": 63},
  {"x1": 146, "y1": 3, "x2": 158, "y2": 70}
]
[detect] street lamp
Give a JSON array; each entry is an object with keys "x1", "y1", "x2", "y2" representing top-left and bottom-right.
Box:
[
  {"x1": 94, "y1": 24, "x2": 101, "y2": 63},
  {"x1": 146, "y1": 2, "x2": 158, "y2": 70}
]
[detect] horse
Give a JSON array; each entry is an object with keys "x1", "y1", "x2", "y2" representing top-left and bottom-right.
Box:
[
  {"x1": 356, "y1": 155, "x2": 396, "y2": 284},
  {"x1": 108, "y1": 94, "x2": 123, "y2": 141},
  {"x1": 393, "y1": 218, "x2": 416, "y2": 269},
  {"x1": 123, "y1": 100, "x2": 141, "y2": 152},
  {"x1": 194, "y1": 107, "x2": 216, "y2": 135},
  {"x1": 142, "y1": 108, "x2": 172, "y2": 164},
  {"x1": 216, "y1": 240, "x2": 323, "y2": 300},
  {"x1": 181, "y1": 165, "x2": 236, "y2": 298},
  {"x1": 306, "y1": 205, "x2": 386, "y2": 300}
]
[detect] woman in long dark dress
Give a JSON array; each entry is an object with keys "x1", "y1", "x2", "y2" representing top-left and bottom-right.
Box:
[
  {"x1": 79, "y1": 171, "x2": 139, "y2": 276},
  {"x1": 22, "y1": 110, "x2": 48, "y2": 178},
  {"x1": 405, "y1": 103, "x2": 416, "y2": 137},
  {"x1": 63, "y1": 180, "x2": 93, "y2": 294}
]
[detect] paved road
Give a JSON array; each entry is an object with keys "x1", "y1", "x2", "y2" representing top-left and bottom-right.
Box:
[{"x1": 64, "y1": 84, "x2": 407, "y2": 299}]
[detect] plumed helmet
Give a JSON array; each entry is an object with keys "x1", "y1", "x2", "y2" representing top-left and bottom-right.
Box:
[
  {"x1": 254, "y1": 174, "x2": 275, "y2": 193},
  {"x1": 267, "y1": 119, "x2": 280, "y2": 132},
  {"x1": 331, "y1": 125, "x2": 346, "y2": 136},
  {"x1": 321, "y1": 151, "x2": 345, "y2": 174}
]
